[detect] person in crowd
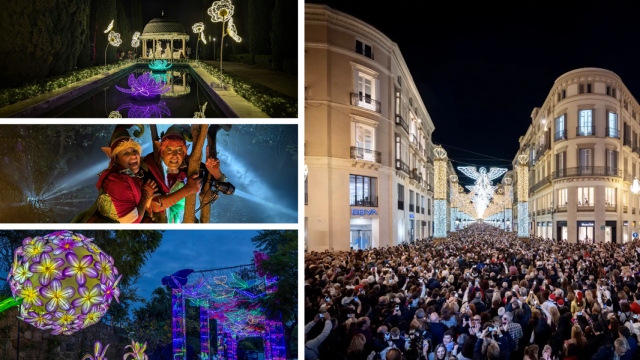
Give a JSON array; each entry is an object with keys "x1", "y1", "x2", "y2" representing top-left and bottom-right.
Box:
[{"x1": 304, "y1": 223, "x2": 640, "y2": 359}]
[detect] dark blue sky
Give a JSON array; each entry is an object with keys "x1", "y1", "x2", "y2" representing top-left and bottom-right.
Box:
[{"x1": 136, "y1": 230, "x2": 259, "y2": 305}]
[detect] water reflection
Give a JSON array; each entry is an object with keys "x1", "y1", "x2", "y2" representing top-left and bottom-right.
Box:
[{"x1": 116, "y1": 101, "x2": 171, "y2": 118}]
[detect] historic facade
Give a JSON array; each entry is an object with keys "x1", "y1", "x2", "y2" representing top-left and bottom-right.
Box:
[
  {"x1": 514, "y1": 68, "x2": 640, "y2": 243},
  {"x1": 304, "y1": 4, "x2": 436, "y2": 251}
]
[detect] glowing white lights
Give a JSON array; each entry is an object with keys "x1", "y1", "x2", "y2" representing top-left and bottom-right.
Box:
[
  {"x1": 515, "y1": 154, "x2": 529, "y2": 237},
  {"x1": 192, "y1": 22, "x2": 205, "y2": 33},
  {"x1": 304, "y1": 165, "x2": 309, "y2": 180},
  {"x1": 104, "y1": 20, "x2": 114, "y2": 33},
  {"x1": 108, "y1": 31, "x2": 122, "y2": 47},
  {"x1": 208, "y1": 0, "x2": 234, "y2": 22},
  {"x1": 108, "y1": 111, "x2": 122, "y2": 118},
  {"x1": 132, "y1": 39, "x2": 140, "y2": 47},
  {"x1": 133, "y1": 31, "x2": 141, "y2": 39},
  {"x1": 434, "y1": 200, "x2": 447, "y2": 238},
  {"x1": 193, "y1": 102, "x2": 208, "y2": 118},
  {"x1": 517, "y1": 203, "x2": 529, "y2": 238},
  {"x1": 227, "y1": 18, "x2": 241, "y2": 42},
  {"x1": 458, "y1": 166, "x2": 507, "y2": 219},
  {"x1": 632, "y1": 178, "x2": 640, "y2": 195}
]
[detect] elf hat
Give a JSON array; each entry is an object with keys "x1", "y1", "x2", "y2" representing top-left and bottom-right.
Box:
[{"x1": 101, "y1": 124, "x2": 144, "y2": 166}]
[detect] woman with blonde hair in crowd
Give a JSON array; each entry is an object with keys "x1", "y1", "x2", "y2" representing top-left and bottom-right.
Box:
[
  {"x1": 563, "y1": 324, "x2": 587, "y2": 359},
  {"x1": 345, "y1": 333, "x2": 367, "y2": 360}
]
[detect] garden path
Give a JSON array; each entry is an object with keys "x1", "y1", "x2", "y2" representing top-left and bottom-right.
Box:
[{"x1": 202, "y1": 60, "x2": 298, "y2": 99}]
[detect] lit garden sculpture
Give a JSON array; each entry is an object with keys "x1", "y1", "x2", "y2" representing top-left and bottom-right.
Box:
[
  {"x1": 165, "y1": 257, "x2": 285, "y2": 360},
  {"x1": 116, "y1": 73, "x2": 170, "y2": 100},
  {"x1": 82, "y1": 341, "x2": 110, "y2": 360},
  {"x1": 7, "y1": 231, "x2": 121, "y2": 335},
  {"x1": 208, "y1": 0, "x2": 242, "y2": 88},
  {"x1": 148, "y1": 59, "x2": 173, "y2": 71},
  {"x1": 132, "y1": 31, "x2": 141, "y2": 57},
  {"x1": 192, "y1": 22, "x2": 207, "y2": 62},
  {"x1": 104, "y1": 20, "x2": 122, "y2": 70}
]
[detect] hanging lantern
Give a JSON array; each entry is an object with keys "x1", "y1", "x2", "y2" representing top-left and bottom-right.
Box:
[{"x1": 7, "y1": 231, "x2": 121, "y2": 335}]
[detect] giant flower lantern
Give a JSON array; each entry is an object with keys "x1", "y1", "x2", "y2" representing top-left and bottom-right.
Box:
[
  {"x1": 116, "y1": 102, "x2": 171, "y2": 118},
  {"x1": 116, "y1": 73, "x2": 170, "y2": 100},
  {"x1": 207, "y1": 0, "x2": 240, "y2": 88},
  {"x1": 148, "y1": 59, "x2": 173, "y2": 71},
  {"x1": 7, "y1": 231, "x2": 121, "y2": 335}
]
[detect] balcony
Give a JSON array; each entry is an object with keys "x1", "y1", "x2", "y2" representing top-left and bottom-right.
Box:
[
  {"x1": 624, "y1": 172, "x2": 634, "y2": 183},
  {"x1": 554, "y1": 130, "x2": 567, "y2": 141},
  {"x1": 536, "y1": 143, "x2": 550, "y2": 160},
  {"x1": 350, "y1": 92, "x2": 381, "y2": 113},
  {"x1": 576, "y1": 126, "x2": 595, "y2": 136},
  {"x1": 427, "y1": 156, "x2": 434, "y2": 166},
  {"x1": 624, "y1": 136, "x2": 633, "y2": 148},
  {"x1": 606, "y1": 127, "x2": 620, "y2": 139},
  {"x1": 552, "y1": 166, "x2": 621, "y2": 179},
  {"x1": 577, "y1": 202, "x2": 595, "y2": 211},
  {"x1": 530, "y1": 175, "x2": 551, "y2": 193},
  {"x1": 634, "y1": 146, "x2": 640, "y2": 157},
  {"x1": 426, "y1": 183, "x2": 433, "y2": 192},
  {"x1": 350, "y1": 195, "x2": 378, "y2": 207},
  {"x1": 557, "y1": 204, "x2": 567, "y2": 213},
  {"x1": 411, "y1": 169, "x2": 423, "y2": 183},
  {"x1": 605, "y1": 204, "x2": 616, "y2": 212},
  {"x1": 395, "y1": 114, "x2": 409, "y2": 134},
  {"x1": 624, "y1": 205, "x2": 628, "y2": 213},
  {"x1": 395, "y1": 159, "x2": 410, "y2": 174},
  {"x1": 350, "y1": 146, "x2": 381, "y2": 163},
  {"x1": 410, "y1": 134, "x2": 419, "y2": 148}
]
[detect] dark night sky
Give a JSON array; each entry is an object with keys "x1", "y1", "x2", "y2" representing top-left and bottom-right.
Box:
[{"x1": 307, "y1": 0, "x2": 640, "y2": 185}]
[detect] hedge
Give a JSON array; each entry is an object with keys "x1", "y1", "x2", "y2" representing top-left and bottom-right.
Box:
[
  {"x1": 283, "y1": 58, "x2": 297, "y2": 76},
  {"x1": 198, "y1": 62, "x2": 296, "y2": 118},
  {"x1": 255, "y1": 55, "x2": 272, "y2": 70},
  {"x1": 0, "y1": 60, "x2": 136, "y2": 109}
]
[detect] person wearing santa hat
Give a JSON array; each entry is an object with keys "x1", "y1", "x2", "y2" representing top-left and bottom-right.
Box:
[{"x1": 72, "y1": 124, "x2": 157, "y2": 223}]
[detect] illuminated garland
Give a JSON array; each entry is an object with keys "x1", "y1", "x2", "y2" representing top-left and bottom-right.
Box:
[{"x1": 197, "y1": 62, "x2": 297, "y2": 118}]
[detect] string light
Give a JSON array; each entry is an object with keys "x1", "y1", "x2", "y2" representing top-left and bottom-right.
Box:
[
  {"x1": 632, "y1": 178, "x2": 640, "y2": 195},
  {"x1": 108, "y1": 31, "x2": 122, "y2": 47},
  {"x1": 193, "y1": 22, "x2": 205, "y2": 33},
  {"x1": 208, "y1": 0, "x2": 235, "y2": 22},
  {"x1": 516, "y1": 154, "x2": 529, "y2": 237},
  {"x1": 227, "y1": 18, "x2": 241, "y2": 42},
  {"x1": 115, "y1": 73, "x2": 169, "y2": 99}
]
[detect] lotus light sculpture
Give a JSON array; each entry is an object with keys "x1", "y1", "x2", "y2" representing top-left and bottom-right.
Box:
[
  {"x1": 148, "y1": 59, "x2": 173, "y2": 71},
  {"x1": 115, "y1": 73, "x2": 169, "y2": 100}
]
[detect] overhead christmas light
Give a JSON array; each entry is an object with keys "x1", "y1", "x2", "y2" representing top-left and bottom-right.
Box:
[
  {"x1": 632, "y1": 177, "x2": 640, "y2": 194},
  {"x1": 104, "y1": 20, "x2": 114, "y2": 33}
]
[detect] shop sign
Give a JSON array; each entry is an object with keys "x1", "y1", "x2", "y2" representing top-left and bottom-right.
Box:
[
  {"x1": 351, "y1": 209, "x2": 378, "y2": 216},
  {"x1": 409, "y1": 213, "x2": 415, "y2": 219},
  {"x1": 578, "y1": 221, "x2": 595, "y2": 227},
  {"x1": 624, "y1": 221, "x2": 629, "y2": 226}
]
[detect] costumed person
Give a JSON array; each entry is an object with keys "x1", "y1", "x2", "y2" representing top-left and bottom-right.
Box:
[
  {"x1": 141, "y1": 125, "x2": 226, "y2": 223},
  {"x1": 72, "y1": 124, "x2": 158, "y2": 223}
]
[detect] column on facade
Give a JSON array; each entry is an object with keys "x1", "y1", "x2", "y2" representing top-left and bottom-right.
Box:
[
  {"x1": 503, "y1": 177, "x2": 513, "y2": 231},
  {"x1": 516, "y1": 154, "x2": 530, "y2": 238},
  {"x1": 433, "y1": 146, "x2": 448, "y2": 239},
  {"x1": 450, "y1": 175, "x2": 459, "y2": 232},
  {"x1": 171, "y1": 37, "x2": 174, "y2": 62},
  {"x1": 172, "y1": 288, "x2": 186, "y2": 360},
  {"x1": 183, "y1": 38, "x2": 185, "y2": 59}
]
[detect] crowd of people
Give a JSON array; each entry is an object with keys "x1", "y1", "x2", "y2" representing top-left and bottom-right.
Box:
[{"x1": 304, "y1": 223, "x2": 640, "y2": 360}]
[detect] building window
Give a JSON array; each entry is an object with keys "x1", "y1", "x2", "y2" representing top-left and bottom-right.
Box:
[
  {"x1": 605, "y1": 188, "x2": 616, "y2": 206},
  {"x1": 607, "y1": 86, "x2": 611, "y2": 96},
  {"x1": 607, "y1": 112, "x2": 619, "y2": 138},
  {"x1": 558, "y1": 189, "x2": 567, "y2": 207},
  {"x1": 421, "y1": 196, "x2": 425, "y2": 214},
  {"x1": 613, "y1": 88, "x2": 617, "y2": 98},
  {"x1": 305, "y1": 176, "x2": 308, "y2": 205},
  {"x1": 395, "y1": 91, "x2": 401, "y2": 115},
  {"x1": 579, "y1": 148, "x2": 592, "y2": 168},
  {"x1": 409, "y1": 190, "x2": 415, "y2": 212},
  {"x1": 416, "y1": 192, "x2": 421, "y2": 213},
  {"x1": 579, "y1": 84, "x2": 584, "y2": 94},
  {"x1": 606, "y1": 149, "x2": 618, "y2": 175},
  {"x1": 352, "y1": 123, "x2": 377, "y2": 162},
  {"x1": 562, "y1": 89, "x2": 566, "y2": 99},
  {"x1": 398, "y1": 184, "x2": 404, "y2": 210},
  {"x1": 358, "y1": 73, "x2": 374, "y2": 101},
  {"x1": 555, "y1": 115, "x2": 566, "y2": 140},
  {"x1": 555, "y1": 151, "x2": 566, "y2": 177},
  {"x1": 587, "y1": 83, "x2": 592, "y2": 93},
  {"x1": 578, "y1": 187, "x2": 594, "y2": 206},
  {"x1": 355, "y1": 40, "x2": 373, "y2": 59},
  {"x1": 578, "y1": 110, "x2": 593, "y2": 135},
  {"x1": 350, "y1": 175, "x2": 378, "y2": 207},
  {"x1": 427, "y1": 198, "x2": 431, "y2": 215}
]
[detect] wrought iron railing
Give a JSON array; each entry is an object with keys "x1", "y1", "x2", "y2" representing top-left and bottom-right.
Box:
[
  {"x1": 411, "y1": 134, "x2": 419, "y2": 147},
  {"x1": 350, "y1": 195, "x2": 378, "y2": 207},
  {"x1": 624, "y1": 172, "x2": 634, "y2": 183},
  {"x1": 530, "y1": 175, "x2": 551, "y2": 193},
  {"x1": 576, "y1": 126, "x2": 595, "y2": 136},
  {"x1": 395, "y1": 159, "x2": 410, "y2": 174},
  {"x1": 552, "y1": 166, "x2": 621, "y2": 179},
  {"x1": 577, "y1": 203, "x2": 594, "y2": 211},
  {"x1": 350, "y1": 146, "x2": 381, "y2": 163},
  {"x1": 395, "y1": 115, "x2": 409, "y2": 133},
  {"x1": 624, "y1": 205, "x2": 628, "y2": 213},
  {"x1": 411, "y1": 169, "x2": 423, "y2": 183},
  {"x1": 606, "y1": 127, "x2": 620, "y2": 139},
  {"x1": 554, "y1": 130, "x2": 567, "y2": 141},
  {"x1": 557, "y1": 204, "x2": 567, "y2": 212},
  {"x1": 624, "y1": 136, "x2": 633, "y2": 147},
  {"x1": 350, "y1": 92, "x2": 381, "y2": 113}
]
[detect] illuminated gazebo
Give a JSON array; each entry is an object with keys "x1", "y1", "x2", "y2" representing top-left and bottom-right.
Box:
[{"x1": 140, "y1": 11, "x2": 190, "y2": 61}]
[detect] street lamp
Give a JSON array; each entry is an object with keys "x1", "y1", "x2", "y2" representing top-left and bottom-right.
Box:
[{"x1": 213, "y1": 37, "x2": 216, "y2": 60}]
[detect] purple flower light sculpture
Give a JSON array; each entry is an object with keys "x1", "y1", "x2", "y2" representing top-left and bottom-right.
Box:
[
  {"x1": 116, "y1": 73, "x2": 170, "y2": 100},
  {"x1": 116, "y1": 101, "x2": 171, "y2": 118},
  {"x1": 7, "y1": 232, "x2": 121, "y2": 335}
]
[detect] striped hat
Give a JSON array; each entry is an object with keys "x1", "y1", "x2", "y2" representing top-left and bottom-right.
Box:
[{"x1": 101, "y1": 125, "x2": 144, "y2": 166}]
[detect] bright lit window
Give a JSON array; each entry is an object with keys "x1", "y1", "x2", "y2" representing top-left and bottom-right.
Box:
[
  {"x1": 578, "y1": 110, "x2": 593, "y2": 135},
  {"x1": 578, "y1": 187, "x2": 594, "y2": 206},
  {"x1": 608, "y1": 112, "x2": 618, "y2": 137},
  {"x1": 605, "y1": 188, "x2": 616, "y2": 206},
  {"x1": 558, "y1": 189, "x2": 567, "y2": 207}
]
